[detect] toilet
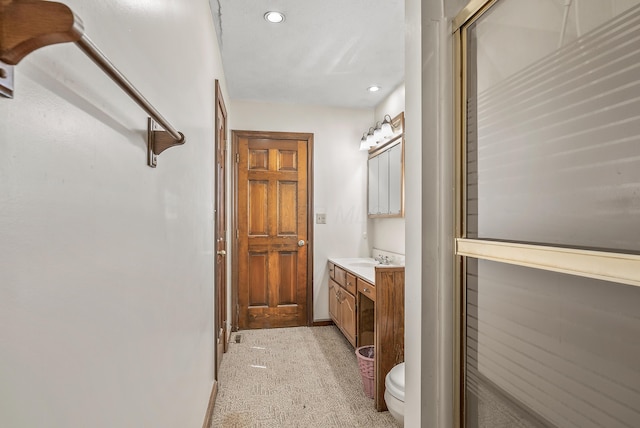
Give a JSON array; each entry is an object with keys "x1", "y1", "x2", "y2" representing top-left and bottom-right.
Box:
[{"x1": 384, "y1": 362, "x2": 405, "y2": 425}]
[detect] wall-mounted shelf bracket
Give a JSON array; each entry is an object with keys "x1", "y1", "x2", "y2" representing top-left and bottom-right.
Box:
[
  {"x1": 0, "y1": 0, "x2": 82, "y2": 98},
  {"x1": 147, "y1": 118, "x2": 185, "y2": 168},
  {"x1": 2, "y1": 0, "x2": 186, "y2": 167},
  {"x1": 0, "y1": 61, "x2": 15, "y2": 98},
  {"x1": 0, "y1": 1, "x2": 84, "y2": 66}
]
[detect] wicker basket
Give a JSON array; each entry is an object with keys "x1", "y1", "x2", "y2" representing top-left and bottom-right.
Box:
[{"x1": 355, "y1": 345, "x2": 375, "y2": 398}]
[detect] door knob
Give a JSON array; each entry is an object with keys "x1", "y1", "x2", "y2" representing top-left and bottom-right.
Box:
[
  {"x1": 297, "y1": 240, "x2": 305, "y2": 247},
  {"x1": 217, "y1": 250, "x2": 226, "y2": 255}
]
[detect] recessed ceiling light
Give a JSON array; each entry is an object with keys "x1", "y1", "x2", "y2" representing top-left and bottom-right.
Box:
[
  {"x1": 367, "y1": 85, "x2": 381, "y2": 92},
  {"x1": 264, "y1": 11, "x2": 285, "y2": 23}
]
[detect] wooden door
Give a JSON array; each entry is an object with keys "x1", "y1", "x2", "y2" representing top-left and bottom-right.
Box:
[
  {"x1": 214, "y1": 81, "x2": 227, "y2": 377},
  {"x1": 234, "y1": 131, "x2": 313, "y2": 329}
]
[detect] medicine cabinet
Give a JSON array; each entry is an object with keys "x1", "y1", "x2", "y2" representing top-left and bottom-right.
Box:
[{"x1": 368, "y1": 113, "x2": 404, "y2": 218}]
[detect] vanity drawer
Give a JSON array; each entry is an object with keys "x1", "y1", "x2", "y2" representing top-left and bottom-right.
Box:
[
  {"x1": 329, "y1": 262, "x2": 335, "y2": 280},
  {"x1": 357, "y1": 278, "x2": 376, "y2": 301},
  {"x1": 345, "y1": 272, "x2": 357, "y2": 295},
  {"x1": 334, "y1": 266, "x2": 346, "y2": 287}
]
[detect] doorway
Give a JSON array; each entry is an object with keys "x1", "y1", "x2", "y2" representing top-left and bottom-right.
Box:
[
  {"x1": 214, "y1": 80, "x2": 228, "y2": 378},
  {"x1": 232, "y1": 130, "x2": 314, "y2": 330}
]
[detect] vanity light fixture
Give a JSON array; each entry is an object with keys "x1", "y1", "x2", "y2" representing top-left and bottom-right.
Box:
[
  {"x1": 367, "y1": 85, "x2": 381, "y2": 92},
  {"x1": 380, "y1": 114, "x2": 395, "y2": 138},
  {"x1": 264, "y1": 11, "x2": 285, "y2": 23},
  {"x1": 359, "y1": 114, "x2": 399, "y2": 150}
]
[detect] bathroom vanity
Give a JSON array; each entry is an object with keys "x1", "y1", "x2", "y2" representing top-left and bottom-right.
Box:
[
  {"x1": 328, "y1": 258, "x2": 405, "y2": 411},
  {"x1": 328, "y1": 263, "x2": 359, "y2": 346}
]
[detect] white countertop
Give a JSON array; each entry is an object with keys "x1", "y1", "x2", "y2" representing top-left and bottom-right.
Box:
[{"x1": 328, "y1": 257, "x2": 380, "y2": 284}]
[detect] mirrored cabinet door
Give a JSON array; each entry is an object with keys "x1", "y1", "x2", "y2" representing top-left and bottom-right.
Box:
[
  {"x1": 368, "y1": 137, "x2": 404, "y2": 218},
  {"x1": 388, "y1": 142, "x2": 402, "y2": 215},
  {"x1": 378, "y1": 150, "x2": 390, "y2": 215},
  {"x1": 368, "y1": 156, "x2": 379, "y2": 215}
]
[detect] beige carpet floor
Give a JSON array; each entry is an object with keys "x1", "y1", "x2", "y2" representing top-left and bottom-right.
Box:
[{"x1": 210, "y1": 326, "x2": 400, "y2": 428}]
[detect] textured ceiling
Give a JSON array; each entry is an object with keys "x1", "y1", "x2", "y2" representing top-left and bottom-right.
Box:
[{"x1": 210, "y1": 0, "x2": 404, "y2": 109}]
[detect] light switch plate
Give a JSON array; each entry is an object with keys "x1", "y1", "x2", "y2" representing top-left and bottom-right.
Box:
[{"x1": 316, "y1": 213, "x2": 326, "y2": 224}]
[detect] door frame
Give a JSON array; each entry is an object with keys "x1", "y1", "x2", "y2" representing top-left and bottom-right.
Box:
[
  {"x1": 231, "y1": 130, "x2": 314, "y2": 331},
  {"x1": 214, "y1": 80, "x2": 228, "y2": 380}
]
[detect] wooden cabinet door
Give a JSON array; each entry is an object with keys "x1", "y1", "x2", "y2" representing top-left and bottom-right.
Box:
[
  {"x1": 328, "y1": 279, "x2": 340, "y2": 324},
  {"x1": 340, "y1": 290, "x2": 357, "y2": 347}
]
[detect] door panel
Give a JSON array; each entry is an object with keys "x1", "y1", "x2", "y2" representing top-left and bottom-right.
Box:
[
  {"x1": 277, "y1": 182, "x2": 297, "y2": 235},
  {"x1": 236, "y1": 132, "x2": 312, "y2": 329},
  {"x1": 248, "y1": 252, "x2": 268, "y2": 306},
  {"x1": 248, "y1": 181, "x2": 268, "y2": 235},
  {"x1": 277, "y1": 251, "x2": 297, "y2": 304},
  {"x1": 250, "y1": 149, "x2": 268, "y2": 170},
  {"x1": 278, "y1": 149, "x2": 297, "y2": 170}
]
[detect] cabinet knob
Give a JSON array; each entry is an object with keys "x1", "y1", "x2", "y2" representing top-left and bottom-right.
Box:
[{"x1": 363, "y1": 288, "x2": 370, "y2": 293}]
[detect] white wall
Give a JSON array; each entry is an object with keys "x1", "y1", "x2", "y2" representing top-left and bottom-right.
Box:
[
  {"x1": 0, "y1": 1, "x2": 227, "y2": 427},
  {"x1": 372, "y1": 84, "x2": 406, "y2": 255},
  {"x1": 229, "y1": 101, "x2": 373, "y2": 321}
]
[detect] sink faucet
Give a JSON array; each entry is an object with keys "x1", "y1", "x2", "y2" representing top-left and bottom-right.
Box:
[{"x1": 375, "y1": 254, "x2": 391, "y2": 265}]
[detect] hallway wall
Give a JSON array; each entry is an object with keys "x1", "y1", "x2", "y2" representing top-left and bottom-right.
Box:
[
  {"x1": 230, "y1": 101, "x2": 373, "y2": 321},
  {"x1": 0, "y1": 1, "x2": 227, "y2": 427}
]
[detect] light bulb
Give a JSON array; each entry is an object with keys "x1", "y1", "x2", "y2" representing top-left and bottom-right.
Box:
[
  {"x1": 359, "y1": 133, "x2": 369, "y2": 151},
  {"x1": 373, "y1": 122, "x2": 382, "y2": 141},
  {"x1": 366, "y1": 127, "x2": 376, "y2": 147},
  {"x1": 381, "y1": 114, "x2": 394, "y2": 138}
]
